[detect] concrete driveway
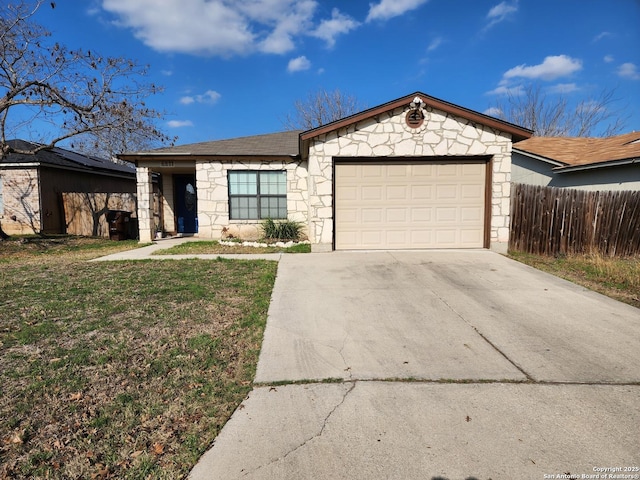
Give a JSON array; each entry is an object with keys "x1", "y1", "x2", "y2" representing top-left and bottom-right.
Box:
[{"x1": 190, "y1": 251, "x2": 640, "y2": 480}]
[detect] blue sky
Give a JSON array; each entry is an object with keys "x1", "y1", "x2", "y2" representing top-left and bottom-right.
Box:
[{"x1": 32, "y1": 0, "x2": 640, "y2": 146}]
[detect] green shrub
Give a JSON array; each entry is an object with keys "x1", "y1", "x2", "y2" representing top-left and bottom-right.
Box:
[{"x1": 261, "y1": 218, "x2": 303, "y2": 242}]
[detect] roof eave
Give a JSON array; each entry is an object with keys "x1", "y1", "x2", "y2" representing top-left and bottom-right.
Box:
[
  {"x1": 512, "y1": 148, "x2": 567, "y2": 167},
  {"x1": 121, "y1": 153, "x2": 301, "y2": 163},
  {"x1": 552, "y1": 157, "x2": 640, "y2": 173}
]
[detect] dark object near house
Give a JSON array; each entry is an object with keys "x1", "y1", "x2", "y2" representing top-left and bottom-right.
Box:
[{"x1": 107, "y1": 210, "x2": 132, "y2": 241}]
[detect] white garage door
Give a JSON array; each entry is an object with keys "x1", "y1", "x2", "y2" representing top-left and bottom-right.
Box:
[{"x1": 335, "y1": 161, "x2": 486, "y2": 250}]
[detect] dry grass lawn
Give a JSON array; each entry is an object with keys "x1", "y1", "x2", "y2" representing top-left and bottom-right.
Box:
[
  {"x1": 508, "y1": 251, "x2": 640, "y2": 309},
  {"x1": 0, "y1": 237, "x2": 276, "y2": 479}
]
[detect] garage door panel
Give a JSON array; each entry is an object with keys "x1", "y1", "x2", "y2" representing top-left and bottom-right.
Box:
[
  {"x1": 436, "y1": 184, "x2": 458, "y2": 199},
  {"x1": 387, "y1": 185, "x2": 408, "y2": 200},
  {"x1": 436, "y1": 207, "x2": 457, "y2": 222},
  {"x1": 462, "y1": 163, "x2": 484, "y2": 176},
  {"x1": 336, "y1": 183, "x2": 358, "y2": 200},
  {"x1": 335, "y1": 161, "x2": 486, "y2": 250},
  {"x1": 411, "y1": 185, "x2": 433, "y2": 200},
  {"x1": 411, "y1": 208, "x2": 433, "y2": 222},
  {"x1": 410, "y1": 230, "x2": 434, "y2": 245},
  {"x1": 386, "y1": 230, "x2": 409, "y2": 246},
  {"x1": 387, "y1": 164, "x2": 408, "y2": 177},
  {"x1": 361, "y1": 231, "x2": 383, "y2": 246},
  {"x1": 386, "y1": 208, "x2": 407, "y2": 222},
  {"x1": 435, "y1": 229, "x2": 457, "y2": 245},
  {"x1": 461, "y1": 184, "x2": 483, "y2": 199},
  {"x1": 438, "y1": 164, "x2": 458, "y2": 176},
  {"x1": 362, "y1": 165, "x2": 383, "y2": 178},
  {"x1": 461, "y1": 206, "x2": 483, "y2": 222},
  {"x1": 361, "y1": 186, "x2": 383, "y2": 200},
  {"x1": 461, "y1": 228, "x2": 484, "y2": 245},
  {"x1": 340, "y1": 208, "x2": 359, "y2": 223},
  {"x1": 412, "y1": 164, "x2": 434, "y2": 177},
  {"x1": 362, "y1": 208, "x2": 383, "y2": 223}
]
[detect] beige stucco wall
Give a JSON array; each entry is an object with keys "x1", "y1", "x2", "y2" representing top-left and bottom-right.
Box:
[
  {"x1": 0, "y1": 167, "x2": 42, "y2": 235},
  {"x1": 196, "y1": 159, "x2": 308, "y2": 241},
  {"x1": 305, "y1": 104, "x2": 514, "y2": 252},
  {"x1": 161, "y1": 173, "x2": 176, "y2": 233}
]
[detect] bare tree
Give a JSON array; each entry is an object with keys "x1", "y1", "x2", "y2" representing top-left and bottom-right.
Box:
[
  {"x1": 68, "y1": 105, "x2": 176, "y2": 161},
  {"x1": 0, "y1": 0, "x2": 173, "y2": 238},
  {"x1": 0, "y1": 1, "x2": 173, "y2": 157},
  {"x1": 282, "y1": 88, "x2": 365, "y2": 130},
  {"x1": 492, "y1": 84, "x2": 627, "y2": 137}
]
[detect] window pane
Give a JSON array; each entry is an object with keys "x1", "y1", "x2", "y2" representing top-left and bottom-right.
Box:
[
  {"x1": 229, "y1": 172, "x2": 257, "y2": 195},
  {"x1": 230, "y1": 197, "x2": 258, "y2": 219},
  {"x1": 259, "y1": 171, "x2": 286, "y2": 195},
  {"x1": 260, "y1": 196, "x2": 287, "y2": 219}
]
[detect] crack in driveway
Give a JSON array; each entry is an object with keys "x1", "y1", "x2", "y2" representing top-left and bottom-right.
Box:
[
  {"x1": 242, "y1": 381, "x2": 357, "y2": 478},
  {"x1": 428, "y1": 286, "x2": 536, "y2": 382}
]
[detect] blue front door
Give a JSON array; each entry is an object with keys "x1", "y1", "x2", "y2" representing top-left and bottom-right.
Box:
[{"x1": 174, "y1": 174, "x2": 198, "y2": 234}]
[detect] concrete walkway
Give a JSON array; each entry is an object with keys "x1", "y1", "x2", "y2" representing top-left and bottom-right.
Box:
[{"x1": 189, "y1": 251, "x2": 640, "y2": 480}]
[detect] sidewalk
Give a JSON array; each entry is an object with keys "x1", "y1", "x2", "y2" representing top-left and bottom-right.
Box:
[{"x1": 91, "y1": 237, "x2": 284, "y2": 261}]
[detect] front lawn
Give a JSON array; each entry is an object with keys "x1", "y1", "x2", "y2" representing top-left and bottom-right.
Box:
[
  {"x1": 0, "y1": 237, "x2": 277, "y2": 479},
  {"x1": 508, "y1": 251, "x2": 640, "y2": 309},
  {"x1": 154, "y1": 239, "x2": 311, "y2": 255}
]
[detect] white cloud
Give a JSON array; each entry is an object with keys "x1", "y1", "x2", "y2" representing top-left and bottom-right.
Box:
[
  {"x1": 167, "y1": 120, "x2": 194, "y2": 128},
  {"x1": 547, "y1": 83, "x2": 579, "y2": 94},
  {"x1": 161, "y1": 69, "x2": 174, "y2": 76},
  {"x1": 287, "y1": 55, "x2": 311, "y2": 72},
  {"x1": 501, "y1": 55, "x2": 582, "y2": 83},
  {"x1": 101, "y1": 0, "x2": 359, "y2": 57},
  {"x1": 366, "y1": 0, "x2": 429, "y2": 22},
  {"x1": 180, "y1": 90, "x2": 221, "y2": 105},
  {"x1": 484, "y1": 1, "x2": 518, "y2": 30},
  {"x1": 483, "y1": 107, "x2": 503, "y2": 117},
  {"x1": 604, "y1": 55, "x2": 614, "y2": 63},
  {"x1": 486, "y1": 85, "x2": 525, "y2": 96},
  {"x1": 593, "y1": 31, "x2": 611, "y2": 42},
  {"x1": 310, "y1": 8, "x2": 359, "y2": 48},
  {"x1": 102, "y1": 0, "x2": 255, "y2": 56},
  {"x1": 617, "y1": 62, "x2": 640, "y2": 80},
  {"x1": 255, "y1": 0, "x2": 317, "y2": 54},
  {"x1": 427, "y1": 36, "x2": 443, "y2": 52}
]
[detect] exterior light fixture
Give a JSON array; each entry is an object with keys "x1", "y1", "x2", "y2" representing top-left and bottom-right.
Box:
[{"x1": 406, "y1": 96, "x2": 425, "y2": 128}]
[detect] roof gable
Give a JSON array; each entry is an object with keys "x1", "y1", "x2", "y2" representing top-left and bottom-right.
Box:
[{"x1": 300, "y1": 91, "x2": 533, "y2": 143}]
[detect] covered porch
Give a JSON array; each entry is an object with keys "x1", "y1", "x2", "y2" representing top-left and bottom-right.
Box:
[{"x1": 134, "y1": 159, "x2": 197, "y2": 243}]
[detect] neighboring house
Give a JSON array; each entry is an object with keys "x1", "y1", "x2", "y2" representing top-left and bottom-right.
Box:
[
  {"x1": 120, "y1": 92, "x2": 532, "y2": 252},
  {"x1": 512, "y1": 131, "x2": 640, "y2": 191},
  {"x1": 0, "y1": 140, "x2": 137, "y2": 235}
]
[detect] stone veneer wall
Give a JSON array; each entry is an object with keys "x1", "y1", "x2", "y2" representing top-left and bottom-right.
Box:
[
  {"x1": 196, "y1": 159, "x2": 308, "y2": 241},
  {"x1": 136, "y1": 167, "x2": 154, "y2": 242},
  {"x1": 0, "y1": 167, "x2": 42, "y2": 235},
  {"x1": 306, "y1": 104, "x2": 513, "y2": 252}
]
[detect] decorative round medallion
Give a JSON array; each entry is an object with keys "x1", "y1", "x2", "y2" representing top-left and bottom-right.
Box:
[{"x1": 405, "y1": 109, "x2": 424, "y2": 128}]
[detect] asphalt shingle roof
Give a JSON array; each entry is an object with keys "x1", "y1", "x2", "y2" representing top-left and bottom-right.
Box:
[
  {"x1": 2, "y1": 139, "x2": 135, "y2": 175},
  {"x1": 514, "y1": 131, "x2": 640, "y2": 167},
  {"x1": 148, "y1": 130, "x2": 303, "y2": 157}
]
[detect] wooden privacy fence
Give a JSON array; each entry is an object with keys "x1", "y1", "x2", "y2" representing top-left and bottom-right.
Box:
[
  {"x1": 62, "y1": 192, "x2": 137, "y2": 237},
  {"x1": 510, "y1": 183, "x2": 640, "y2": 256}
]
